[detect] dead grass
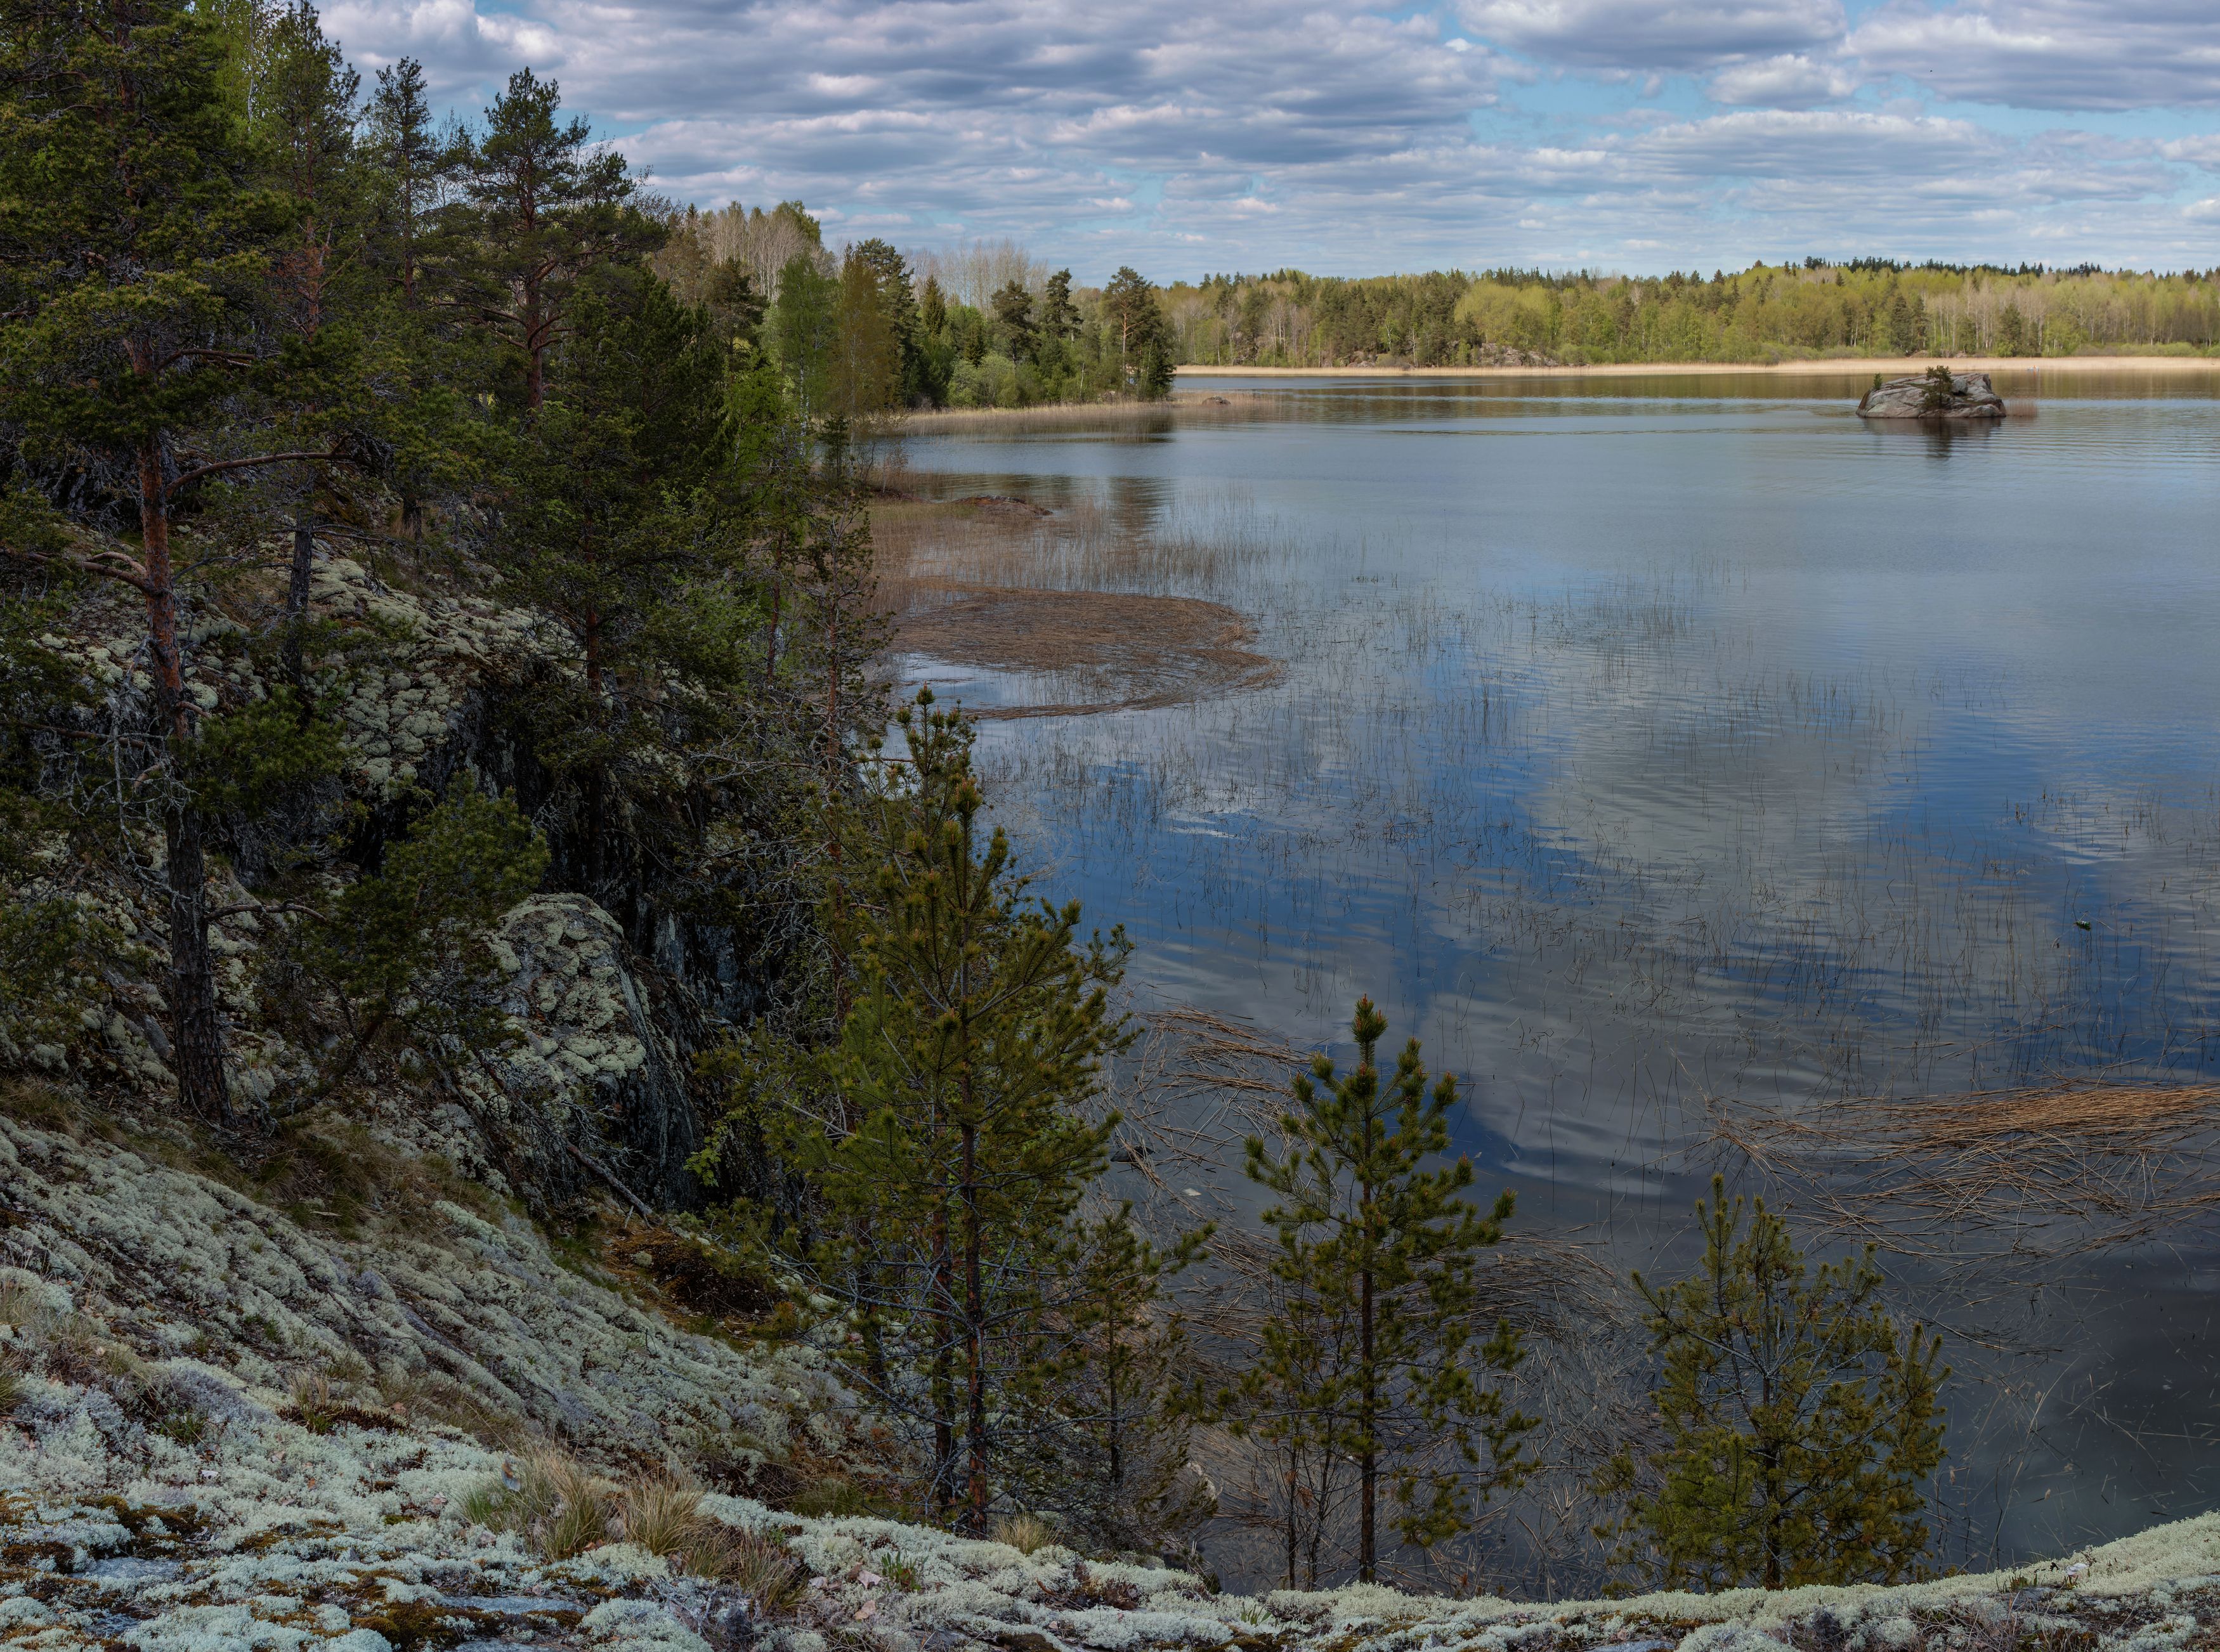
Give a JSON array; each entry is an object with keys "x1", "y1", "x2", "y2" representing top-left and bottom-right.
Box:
[
  {"x1": 1715, "y1": 1080, "x2": 2220, "y2": 1258},
  {"x1": 993, "y1": 1512, "x2": 1055, "y2": 1554},
  {"x1": 870, "y1": 486, "x2": 1284, "y2": 718},
  {"x1": 894, "y1": 586, "x2": 1278, "y2": 718},
  {"x1": 896, "y1": 394, "x2": 1263, "y2": 437}
]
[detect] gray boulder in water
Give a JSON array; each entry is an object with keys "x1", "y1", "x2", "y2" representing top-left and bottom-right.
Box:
[{"x1": 1857, "y1": 367, "x2": 2006, "y2": 419}]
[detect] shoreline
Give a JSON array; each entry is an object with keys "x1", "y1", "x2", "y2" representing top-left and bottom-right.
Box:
[{"x1": 1176, "y1": 354, "x2": 2220, "y2": 380}]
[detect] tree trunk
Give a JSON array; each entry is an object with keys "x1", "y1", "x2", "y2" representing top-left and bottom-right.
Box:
[
  {"x1": 1359, "y1": 1257, "x2": 1376, "y2": 1581},
  {"x1": 962, "y1": 1114, "x2": 988, "y2": 1535},
  {"x1": 932, "y1": 1202, "x2": 957, "y2": 1518},
  {"x1": 525, "y1": 277, "x2": 545, "y2": 410},
  {"x1": 284, "y1": 515, "x2": 314, "y2": 698},
  {"x1": 138, "y1": 441, "x2": 230, "y2": 1124}
]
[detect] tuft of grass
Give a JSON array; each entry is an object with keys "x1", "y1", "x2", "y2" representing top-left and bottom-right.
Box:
[
  {"x1": 719, "y1": 1526, "x2": 807, "y2": 1612},
  {"x1": 0, "y1": 1367, "x2": 18, "y2": 1417},
  {"x1": 619, "y1": 1471, "x2": 705, "y2": 1561},
  {"x1": 993, "y1": 1512, "x2": 1054, "y2": 1556},
  {"x1": 539, "y1": 1486, "x2": 609, "y2": 1559},
  {"x1": 0, "y1": 1281, "x2": 38, "y2": 1327},
  {"x1": 464, "y1": 1449, "x2": 617, "y2": 1559},
  {"x1": 286, "y1": 1369, "x2": 343, "y2": 1434}
]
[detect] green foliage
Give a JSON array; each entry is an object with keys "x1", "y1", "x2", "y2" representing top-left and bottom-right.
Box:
[
  {"x1": 719, "y1": 691, "x2": 1175, "y2": 1536},
  {"x1": 0, "y1": 504, "x2": 103, "y2": 1057},
  {"x1": 1237, "y1": 998, "x2": 1532, "y2": 1584},
  {"x1": 177, "y1": 691, "x2": 344, "y2": 819},
  {"x1": 1596, "y1": 1174, "x2": 1949, "y2": 1591},
  {"x1": 1168, "y1": 262, "x2": 2220, "y2": 367},
  {"x1": 277, "y1": 780, "x2": 547, "y2": 1096},
  {"x1": 456, "y1": 65, "x2": 659, "y2": 408},
  {"x1": 1040, "y1": 1206, "x2": 1215, "y2": 1551}
]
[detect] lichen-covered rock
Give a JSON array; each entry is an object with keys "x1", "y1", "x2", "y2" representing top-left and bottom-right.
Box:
[
  {"x1": 6, "y1": 1263, "x2": 2220, "y2": 1652},
  {"x1": 1857, "y1": 370, "x2": 2007, "y2": 419},
  {"x1": 0, "y1": 1117, "x2": 836, "y2": 1459},
  {"x1": 473, "y1": 894, "x2": 703, "y2": 1209}
]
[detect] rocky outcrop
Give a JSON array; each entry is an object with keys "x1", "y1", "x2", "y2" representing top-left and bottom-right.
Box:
[
  {"x1": 7, "y1": 1119, "x2": 2220, "y2": 1652},
  {"x1": 1857, "y1": 370, "x2": 2007, "y2": 419},
  {"x1": 0, "y1": 1116, "x2": 837, "y2": 1459},
  {"x1": 8, "y1": 1263, "x2": 2220, "y2": 1652}
]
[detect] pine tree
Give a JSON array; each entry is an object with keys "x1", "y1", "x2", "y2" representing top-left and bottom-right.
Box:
[
  {"x1": 271, "y1": 781, "x2": 548, "y2": 1097},
  {"x1": 991, "y1": 279, "x2": 1037, "y2": 361},
  {"x1": 1596, "y1": 1175, "x2": 1949, "y2": 1591},
  {"x1": 1041, "y1": 270, "x2": 1080, "y2": 341},
  {"x1": 365, "y1": 57, "x2": 466, "y2": 309},
  {"x1": 0, "y1": 0, "x2": 356, "y2": 1119},
  {"x1": 1242, "y1": 999, "x2": 1532, "y2": 1582},
  {"x1": 829, "y1": 254, "x2": 899, "y2": 422},
  {"x1": 496, "y1": 275, "x2": 737, "y2": 900},
  {"x1": 456, "y1": 67, "x2": 656, "y2": 410},
  {"x1": 846, "y1": 238, "x2": 931, "y2": 405},
  {"x1": 767, "y1": 692, "x2": 1133, "y2": 1532},
  {"x1": 1036, "y1": 1207, "x2": 1213, "y2": 1551}
]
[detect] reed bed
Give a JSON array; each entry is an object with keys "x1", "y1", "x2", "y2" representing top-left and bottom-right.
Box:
[
  {"x1": 896, "y1": 393, "x2": 1267, "y2": 438},
  {"x1": 1715, "y1": 1081, "x2": 2220, "y2": 1258}
]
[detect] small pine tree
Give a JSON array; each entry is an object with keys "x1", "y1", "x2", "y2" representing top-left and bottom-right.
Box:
[
  {"x1": 1596, "y1": 1175, "x2": 1948, "y2": 1591},
  {"x1": 767, "y1": 691, "x2": 1136, "y2": 1533},
  {"x1": 1034, "y1": 1206, "x2": 1213, "y2": 1551},
  {"x1": 1241, "y1": 998, "x2": 1532, "y2": 1583}
]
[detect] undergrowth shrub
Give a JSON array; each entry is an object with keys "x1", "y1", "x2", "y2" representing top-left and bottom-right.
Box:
[{"x1": 787, "y1": 1476, "x2": 870, "y2": 1518}]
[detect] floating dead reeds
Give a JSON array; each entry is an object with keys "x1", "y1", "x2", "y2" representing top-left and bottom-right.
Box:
[
  {"x1": 894, "y1": 585, "x2": 1279, "y2": 717},
  {"x1": 1715, "y1": 1079, "x2": 2220, "y2": 1258},
  {"x1": 896, "y1": 393, "x2": 1265, "y2": 438}
]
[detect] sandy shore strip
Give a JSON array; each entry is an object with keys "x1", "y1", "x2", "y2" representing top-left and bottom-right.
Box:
[{"x1": 1177, "y1": 354, "x2": 2220, "y2": 379}]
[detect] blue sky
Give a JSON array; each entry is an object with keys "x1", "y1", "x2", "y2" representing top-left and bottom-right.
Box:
[{"x1": 323, "y1": 0, "x2": 2220, "y2": 280}]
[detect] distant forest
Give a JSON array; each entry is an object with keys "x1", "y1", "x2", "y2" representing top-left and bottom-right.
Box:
[{"x1": 1155, "y1": 263, "x2": 2220, "y2": 369}]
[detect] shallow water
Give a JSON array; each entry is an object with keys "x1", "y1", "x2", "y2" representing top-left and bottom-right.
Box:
[{"x1": 892, "y1": 370, "x2": 2220, "y2": 1585}]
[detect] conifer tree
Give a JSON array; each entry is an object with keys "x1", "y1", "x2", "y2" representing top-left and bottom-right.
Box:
[
  {"x1": 0, "y1": 0, "x2": 356, "y2": 1119},
  {"x1": 457, "y1": 67, "x2": 656, "y2": 409},
  {"x1": 991, "y1": 279, "x2": 1037, "y2": 361},
  {"x1": 1242, "y1": 998, "x2": 1532, "y2": 1582},
  {"x1": 365, "y1": 57, "x2": 466, "y2": 310},
  {"x1": 1041, "y1": 270, "x2": 1080, "y2": 341},
  {"x1": 1596, "y1": 1175, "x2": 1948, "y2": 1590},
  {"x1": 1038, "y1": 1207, "x2": 1214, "y2": 1550},
  {"x1": 765, "y1": 693, "x2": 1133, "y2": 1532},
  {"x1": 271, "y1": 781, "x2": 548, "y2": 1097},
  {"x1": 829, "y1": 254, "x2": 899, "y2": 422}
]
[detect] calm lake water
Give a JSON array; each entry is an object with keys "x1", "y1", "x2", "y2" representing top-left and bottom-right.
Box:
[{"x1": 893, "y1": 370, "x2": 2220, "y2": 1587}]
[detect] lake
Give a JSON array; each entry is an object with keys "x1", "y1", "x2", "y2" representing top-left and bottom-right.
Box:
[{"x1": 888, "y1": 368, "x2": 2220, "y2": 1589}]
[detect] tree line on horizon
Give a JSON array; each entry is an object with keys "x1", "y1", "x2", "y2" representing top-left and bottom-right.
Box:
[{"x1": 1152, "y1": 261, "x2": 2220, "y2": 370}]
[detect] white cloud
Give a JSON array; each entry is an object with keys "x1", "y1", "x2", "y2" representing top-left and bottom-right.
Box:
[
  {"x1": 1706, "y1": 52, "x2": 1857, "y2": 106},
  {"x1": 1851, "y1": 0, "x2": 2220, "y2": 110},
  {"x1": 1454, "y1": 0, "x2": 1845, "y2": 70},
  {"x1": 317, "y1": 0, "x2": 2220, "y2": 273}
]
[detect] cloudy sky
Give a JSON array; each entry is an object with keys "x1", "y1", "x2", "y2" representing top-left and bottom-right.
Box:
[{"x1": 324, "y1": 0, "x2": 2220, "y2": 279}]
